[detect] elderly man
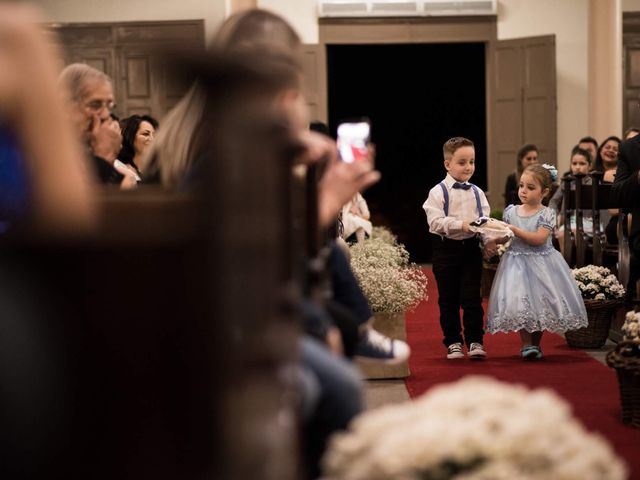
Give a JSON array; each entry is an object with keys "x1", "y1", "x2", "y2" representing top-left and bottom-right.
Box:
[{"x1": 58, "y1": 63, "x2": 137, "y2": 187}]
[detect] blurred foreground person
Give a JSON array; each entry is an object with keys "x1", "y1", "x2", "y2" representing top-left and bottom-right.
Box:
[
  {"x1": 0, "y1": 3, "x2": 94, "y2": 236},
  {"x1": 0, "y1": 3, "x2": 98, "y2": 478}
]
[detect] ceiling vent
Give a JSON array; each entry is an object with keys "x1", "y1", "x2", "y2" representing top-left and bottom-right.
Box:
[{"x1": 318, "y1": 0, "x2": 497, "y2": 17}]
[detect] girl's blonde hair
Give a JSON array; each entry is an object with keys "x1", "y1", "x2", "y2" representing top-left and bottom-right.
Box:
[
  {"x1": 143, "y1": 8, "x2": 303, "y2": 188},
  {"x1": 522, "y1": 164, "x2": 553, "y2": 198}
]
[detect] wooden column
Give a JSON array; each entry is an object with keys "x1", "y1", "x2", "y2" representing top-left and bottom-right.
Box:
[
  {"x1": 588, "y1": 0, "x2": 623, "y2": 140},
  {"x1": 229, "y1": 0, "x2": 257, "y2": 14}
]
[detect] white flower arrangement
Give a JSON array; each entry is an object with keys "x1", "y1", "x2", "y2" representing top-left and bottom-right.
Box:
[
  {"x1": 323, "y1": 376, "x2": 627, "y2": 480},
  {"x1": 349, "y1": 229, "x2": 427, "y2": 313},
  {"x1": 571, "y1": 265, "x2": 625, "y2": 301},
  {"x1": 622, "y1": 310, "x2": 640, "y2": 342}
]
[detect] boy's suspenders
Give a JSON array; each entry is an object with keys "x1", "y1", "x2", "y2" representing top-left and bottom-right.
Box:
[{"x1": 438, "y1": 181, "x2": 483, "y2": 217}]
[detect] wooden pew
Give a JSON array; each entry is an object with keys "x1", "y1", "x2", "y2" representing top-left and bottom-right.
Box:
[{"x1": 0, "y1": 108, "x2": 304, "y2": 479}]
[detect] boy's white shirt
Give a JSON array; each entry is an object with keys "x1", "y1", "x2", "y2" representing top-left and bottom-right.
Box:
[{"x1": 423, "y1": 173, "x2": 491, "y2": 241}]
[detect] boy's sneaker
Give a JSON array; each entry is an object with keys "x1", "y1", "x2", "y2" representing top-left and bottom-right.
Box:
[
  {"x1": 446, "y1": 342, "x2": 464, "y2": 359},
  {"x1": 468, "y1": 342, "x2": 487, "y2": 360},
  {"x1": 355, "y1": 328, "x2": 410, "y2": 365}
]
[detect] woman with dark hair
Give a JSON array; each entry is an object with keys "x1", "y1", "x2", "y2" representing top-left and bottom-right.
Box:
[
  {"x1": 118, "y1": 114, "x2": 158, "y2": 175},
  {"x1": 594, "y1": 136, "x2": 622, "y2": 245},
  {"x1": 503, "y1": 143, "x2": 539, "y2": 207},
  {"x1": 593, "y1": 135, "x2": 620, "y2": 173}
]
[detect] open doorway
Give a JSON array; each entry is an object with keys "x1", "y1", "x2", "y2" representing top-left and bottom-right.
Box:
[{"x1": 327, "y1": 43, "x2": 486, "y2": 263}]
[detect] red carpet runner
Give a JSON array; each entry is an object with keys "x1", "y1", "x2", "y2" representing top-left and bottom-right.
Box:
[{"x1": 405, "y1": 268, "x2": 640, "y2": 479}]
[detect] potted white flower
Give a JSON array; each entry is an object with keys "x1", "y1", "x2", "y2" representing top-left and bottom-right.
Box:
[
  {"x1": 349, "y1": 227, "x2": 427, "y2": 378},
  {"x1": 349, "y1": 227, "x2": 427, "y2": 314},
  {"x1": 323, "y1": 376, "x2": 627, "y2": 479},
  {"x1": 566, "y1": 265, "x2": 625, "y2": 349},
  {"x1": 606, "y1": 309, "x2": 640, "y2": 427}
]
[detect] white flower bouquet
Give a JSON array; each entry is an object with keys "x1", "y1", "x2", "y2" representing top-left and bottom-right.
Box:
[
  {"x1": 571, "y1": 265, "x2": 625, "y2": 302},
  {"x1": 622, "y1": 310, "x2": 640, "y2": 342},
  {"x1": 323, "y1": 376, "x2": 627, "y2": 480},
  {"x1": 349, "y1": 230, "x2": 427, "y2": 313}
]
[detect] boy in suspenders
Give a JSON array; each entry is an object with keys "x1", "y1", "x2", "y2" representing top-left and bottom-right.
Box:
[{"x1": 423, "y1": 137, "x2": 491, "y2": 359}]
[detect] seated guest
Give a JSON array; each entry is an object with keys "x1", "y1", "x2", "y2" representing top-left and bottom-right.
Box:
[
  {"x1": 578, "y1": 136, "x2": 598, "y2": 168},
  {"x1": 341, "y1": 192, "x2": 372, "y2": 243},
  {"x1": 611, "y1": 129, "x2": 640, "y2": 306},
  {"x1": 58, "y1": 63, "x2": 137, "y2": 188},
  {"x1": 548, "y1": 146, "x2": 593, "y2": 257},
  {"x1": 593, "y1": 135, "x2": 621, "y2": 174},
  {"x1": 504, "y1": 143, "x2": 538, "y2": 207},
  {"x1": 118, "y1": 114, "x2": 158, "y2": 178},
  {"x1": 624, "y1": 127, "x2": 640, "y2": 140},
  {"x1": 594, "y1": 136, "x2": 621, "y2": 243}
]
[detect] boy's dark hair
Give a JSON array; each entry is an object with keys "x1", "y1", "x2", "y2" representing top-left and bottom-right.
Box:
[
  {"x1": 570, "y1": 145, "x2": 592, "y2": 164},
  {"x1": 578, "y1": 136, "x2": 598, "y2": 149},
  {"x1": 443, "y1": 137, "x2": 474, "y2": 160},
  {"x1": 624, "y1": 127, "x2": 640, "y2": 139}
]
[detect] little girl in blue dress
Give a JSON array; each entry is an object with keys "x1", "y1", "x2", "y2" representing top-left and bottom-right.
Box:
[{"x1": 487, "y1": 164, "x2": 588, "y2": 359}]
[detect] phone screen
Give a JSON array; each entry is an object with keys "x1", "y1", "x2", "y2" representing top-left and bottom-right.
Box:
[{"x1": 337, "y1": 121, "x2": 370, "y2": 163}]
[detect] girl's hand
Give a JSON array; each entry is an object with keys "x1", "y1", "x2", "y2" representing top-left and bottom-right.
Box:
[{"x1": 508, "y1": 225, "x2": 521, "y2": 237}]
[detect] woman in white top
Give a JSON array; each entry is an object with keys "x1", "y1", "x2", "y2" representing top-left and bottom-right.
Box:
[{"x1": 341, "y1": 192, "x2": 372, "y2": 243}]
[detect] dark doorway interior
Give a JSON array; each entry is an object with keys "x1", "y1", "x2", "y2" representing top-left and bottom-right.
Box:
[{"x1": 327, "y1": 43, "x2": 486, "y2": 263}]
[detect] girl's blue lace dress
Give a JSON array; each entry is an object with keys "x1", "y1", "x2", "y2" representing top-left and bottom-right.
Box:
[{"x1": 487, "y1": 205, "x2": 588, "y2": 334}]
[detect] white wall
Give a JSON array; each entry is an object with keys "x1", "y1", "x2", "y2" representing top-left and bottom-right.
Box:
[
  {"x1": 32, "y1": 0, "x2": 227, "y2": 41},
  {"x1": 623, "y1": 0, "x2": 640, "y2": 10},
  {"x1": 497, "y1": 0, "x2": 589, "y2": 173}
]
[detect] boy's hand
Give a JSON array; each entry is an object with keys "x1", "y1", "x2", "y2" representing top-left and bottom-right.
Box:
[
  {"x1": 483, "y1": 239, "x2": 497, "y2": 259},
  {"x1": 462, "y1": 221, "x2": 472, "y2": 234},
  {"x1": 495, "y1": 234, "x2": 511, "y2": 244}
]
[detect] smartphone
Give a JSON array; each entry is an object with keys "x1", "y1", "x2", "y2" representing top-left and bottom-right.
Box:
[{"x1": 337, "y1": 120, "x2": 370, "y2": 163}]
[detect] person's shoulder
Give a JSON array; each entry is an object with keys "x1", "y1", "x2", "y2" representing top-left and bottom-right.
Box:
[
  {"x1": 427, "y1": 178, "x2": 448, "y2": 195},
  {"x1": 539, "y1": 205, "x2": 556, "y2": 218}
]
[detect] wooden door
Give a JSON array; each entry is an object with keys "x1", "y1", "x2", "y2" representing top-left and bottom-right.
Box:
[
  {"x1": 53, "y1": 21, "x2": 204, "y2": 121},
  {"x1": 66, "y1": 47, "x2": 116, "y2": 79},
  {"x1": 301, "y1": 44, "x2": 328, "y2": 124},
  {"x1": 489, "y1": 35, "x2": 556, "y2": 208},
  {"x1": 623, "y1": 13, "x2": 640, "y2": 132}
]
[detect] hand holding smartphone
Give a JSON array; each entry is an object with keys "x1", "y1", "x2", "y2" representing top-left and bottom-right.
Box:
[{"x1": 337, "y1": 119, "x2": 370, "y2": 164}]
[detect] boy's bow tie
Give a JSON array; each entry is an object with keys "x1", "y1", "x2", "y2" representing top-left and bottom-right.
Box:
[{"x1": 452, "y1": 182, "x2": 472, "y2": 190}]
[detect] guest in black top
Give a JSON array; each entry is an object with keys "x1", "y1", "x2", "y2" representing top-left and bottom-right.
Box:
[
  {"x1": 611, "y1": 134, "x2": 640, "y2": 304},
  {"x1": 504, "y1": 143, "x2": 538, "y2": 207}
]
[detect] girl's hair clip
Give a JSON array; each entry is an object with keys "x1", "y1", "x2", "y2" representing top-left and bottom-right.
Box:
[{"x1": 542, "y1": 163, "x2": 558, "y2": 181}]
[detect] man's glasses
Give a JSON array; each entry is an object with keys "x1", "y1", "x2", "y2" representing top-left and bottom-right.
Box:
[{"x1": 84, "y1": 99, "x2": 116, "y2": 113}]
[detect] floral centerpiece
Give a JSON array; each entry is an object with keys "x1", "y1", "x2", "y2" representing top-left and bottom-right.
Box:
[
  {"x1": 349, "y1": 227, "x2": 427, "y2": 313},
  {"x1": 323, "y1": 376, "x2": 627, "y2": 480},
  {"x1": 622, "y1": 310, "x2": 640, "y2": 342},
  {"x1": 567, "y1": 266, "x2": 625, "y2": 348}
]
